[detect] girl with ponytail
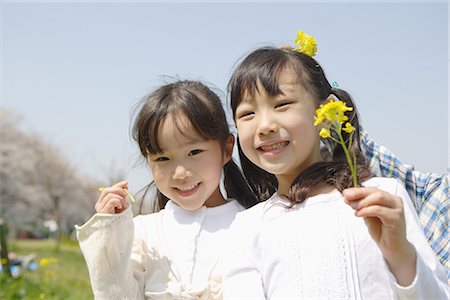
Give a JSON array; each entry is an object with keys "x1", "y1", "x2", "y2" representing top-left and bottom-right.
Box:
[
  {"x1": 223, "y1": 45, "x2": 449, "y2": 298},
  {"x1": 76, "y1": 80, "x2": 257, "y2": 299}
]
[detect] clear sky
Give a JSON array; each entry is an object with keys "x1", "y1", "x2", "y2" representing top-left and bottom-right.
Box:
[{"x1": 2, "y1": 0, "x2": 448, "y2": 192}]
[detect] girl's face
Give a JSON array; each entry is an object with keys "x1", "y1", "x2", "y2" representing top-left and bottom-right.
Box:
[
  {"x1": 148, "y1": 114, "x2": 232, "y2": 211},
  {"x1": 235, "y1": 68, "x2": 323, "y2": 195}
]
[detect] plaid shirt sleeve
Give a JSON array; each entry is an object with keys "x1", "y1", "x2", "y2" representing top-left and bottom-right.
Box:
[{"x1": 360, "y1": 130, "x2": 449, "y2": 282}]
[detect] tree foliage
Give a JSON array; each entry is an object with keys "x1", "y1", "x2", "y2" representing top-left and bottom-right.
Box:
[{"x1": 0, "y1": 108, "x2": 97, "y2": 241}]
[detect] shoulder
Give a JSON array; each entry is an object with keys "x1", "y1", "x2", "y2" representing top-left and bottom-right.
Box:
[
  {"x1": 234, "y1": 201, "x2": 265, "y2": 223},
  {"x1": 363, "y1": 177, "x2": 405, "y2": 196},
  {"x1": 232, "y1": 195, "x2": 288, "y2": 229}
]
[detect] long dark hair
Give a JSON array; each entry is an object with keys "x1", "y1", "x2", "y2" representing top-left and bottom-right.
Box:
[
  {"x1": 228, "y1": 47, "x2": 371, "y2": 205},
  {"x1": 132, "y1": 80, "x2": 257, "y2": 211}
]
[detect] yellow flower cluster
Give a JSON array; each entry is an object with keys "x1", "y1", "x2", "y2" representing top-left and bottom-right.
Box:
[
  {"x1": 314, "y1": 100, "x2": 355, "y2": 131},
  {"x1": 314, "y1": 99, "x2": 358, "y2": 187},
  {"x1": 39, "y1": 257, "x2": 58, "y2": 267},
  {"x1": 294, "y1": 30, "x2": 318, "y2": 57}
]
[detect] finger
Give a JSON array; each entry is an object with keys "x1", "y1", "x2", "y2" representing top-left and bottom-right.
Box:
[
  {"x1": 97, "y1": 188, "x2": 125, "y2": 207},
  {"x1": 99, "y1": 186, "x2": 127, "y2": 199},
  {"x1": 344, "y1": 188, "x2": 400, "y2": 210},
  {"x1": 98, "y1": 180, "x2": 128, "y2": 198},
  {"x1": 343, "y1": 187, "x2": 377, "y2": 202},
  {"x1": 113, "y1": 180, "x2": 128, "y2": 189},
  {"x1": 96, "y1": 195, "x2": 127, "y2": 214},
  {"x1": 95, "y1": 194, "x2": 119, "y2": 213},
  {"x1": 355, "y1": 205, "x2": 403, "y2": 226},
  {"x1": 103, "y1": 197, "x2": 123, "y2": 213}
]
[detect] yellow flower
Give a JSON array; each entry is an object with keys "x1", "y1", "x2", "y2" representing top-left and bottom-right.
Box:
[
  {"x1": 1, "y1": 258, "x2": 7, "y2": 265},
  {"x1": 40, "y1": 257, "x2": 58, "y2": 267},
  {"x1": 313, "y1": 99, "x2": 359, "y2": 187},
  {"x1": 294, "y1": 30, "x2": 317, "y2": 57},
  {"x1": 319, "y1": 128, "x2": 331, "y2": 138},
  {"x1": 314, "y1": 100, "x2": 353, "y2": 126},
  {"x1": 342, "y1": 122, "x2": 355, "y2": 133}
]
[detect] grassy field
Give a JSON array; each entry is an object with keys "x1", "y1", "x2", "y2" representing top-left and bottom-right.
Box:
[{"x1": 0, "y1": 239, "x2": 93, "y2": 300}]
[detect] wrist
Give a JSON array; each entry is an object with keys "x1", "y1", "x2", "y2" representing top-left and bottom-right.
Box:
[{"x1": 384, "y1": 242, "x2": 417, "y2": 287}]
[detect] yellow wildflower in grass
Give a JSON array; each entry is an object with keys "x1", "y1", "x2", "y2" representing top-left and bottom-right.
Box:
[
  {"x1": 314, "y1": 99, "x2": 358, "y2": 187},
  {"x1": 39, "y1": 257, "x2": 58, "y2": 267},
  {"x1": 294, "y1": 30, "x2": 317, "y2": 57}
]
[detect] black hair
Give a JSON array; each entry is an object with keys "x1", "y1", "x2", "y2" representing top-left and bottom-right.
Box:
[
  {"x1": 228, "y1": 47, "x2": 371, "y2": 205},
  {"x1": 132, "y1": 80, "x2": 257, "y2": 211}
]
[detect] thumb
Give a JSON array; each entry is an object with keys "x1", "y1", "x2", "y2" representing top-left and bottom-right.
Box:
[{"x1": 113, "y1": 180, "x2": 128, "y2": 189}]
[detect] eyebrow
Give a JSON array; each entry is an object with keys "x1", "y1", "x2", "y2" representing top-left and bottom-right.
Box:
[{"x1": 155, "y1": 136, "x2": 207, "y2": 153}]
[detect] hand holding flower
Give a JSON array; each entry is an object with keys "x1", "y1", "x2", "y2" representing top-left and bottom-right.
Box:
[
  {"x1": 95, "y1": 181, "x2": 132, "y2": 214},
  {"x1": 343, "y1": 187, "x2": 417, "y2": 286}
]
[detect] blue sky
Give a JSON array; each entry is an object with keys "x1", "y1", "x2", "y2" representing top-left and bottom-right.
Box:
[{"x1": 2, "y1": 1, "x2": 448, "y2": 192}]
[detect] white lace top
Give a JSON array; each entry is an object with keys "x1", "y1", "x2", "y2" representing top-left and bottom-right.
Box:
[
  {"x1": 223, "y1": 178, "x2": 449, "y2": 299},
  {"x1": 76, "y1": 199, "x2": 244, "y2": 300}
]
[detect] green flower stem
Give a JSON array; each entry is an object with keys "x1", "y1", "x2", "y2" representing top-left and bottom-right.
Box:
[{"x1": 336, "y1": 129, "x2": 358, "y2": 187}]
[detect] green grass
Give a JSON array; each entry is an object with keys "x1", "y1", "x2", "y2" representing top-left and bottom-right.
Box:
[{"x1": 0, "y1": 239, "x2": 93, "y2": 300}]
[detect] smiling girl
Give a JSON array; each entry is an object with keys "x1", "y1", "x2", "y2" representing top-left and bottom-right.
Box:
[
  {"x1": 223, "y1": 46, "x2": 449, "y2": 299},
  {"x1": 76, "y1": 80, "x2": 257, "y2": 299}
]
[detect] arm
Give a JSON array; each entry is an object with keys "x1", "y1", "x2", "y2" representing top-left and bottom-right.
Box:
[
  {"x1": 75, "y1": 181, "x2": 145, "y2": 299},
  {"x1": 343, "y1": 179, "x2": 449, "y2": 298},
  {"x1": 76, "y1": 208, "x2": 145, "y2": 299},
  {"x1": 360, "y1": 130, "x2": 449, "y2": 278}
]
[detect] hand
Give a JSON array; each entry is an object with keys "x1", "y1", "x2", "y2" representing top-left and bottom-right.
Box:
[
  {"x1": 343, "y1": 187, "x2": 416, "y2": 286},
  {"x1": 95, "y1": 181, "x2": 129, "y2": 214}
]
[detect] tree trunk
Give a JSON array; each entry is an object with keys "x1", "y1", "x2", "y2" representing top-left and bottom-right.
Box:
[
  {"x1": 0, "y1": 219, "x2": 11, "y2": 277},
  {"x1": 53, "y1": 196, "x2": 62, "y2": 252}
]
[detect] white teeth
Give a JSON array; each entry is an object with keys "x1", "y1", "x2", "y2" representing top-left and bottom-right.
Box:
[
  {"x1": 260, "y1": 142, "x2": 288, "y2": 152},
  {"x1": 176, "y1": 183, "x2": 199, "y2": 191}
]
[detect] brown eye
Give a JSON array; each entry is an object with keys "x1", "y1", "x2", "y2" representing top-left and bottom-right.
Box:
[
  {"x1": 154, "y1": 156, "x2": 169, "y2": 162},
  {"x1": 275, "y1": 102, "x2": 292, "y2": 109},
  {"x1": 237, "y1": 111, "x2": 254, "y2": 119},
  {"x1": 188, "y1": 149, "x2": 203, "y2": 156}
]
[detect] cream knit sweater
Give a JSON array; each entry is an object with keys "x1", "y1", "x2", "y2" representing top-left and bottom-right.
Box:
[{"x1": 76, "y1": 199, "x2": 244, "y2": 300}]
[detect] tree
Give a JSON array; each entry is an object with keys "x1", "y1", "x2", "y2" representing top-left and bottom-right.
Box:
[
  {"x1": 25, "y1": 136, "x2": 79, "y2": 250},
  {"x1": 0, "y1": 107, "x2": 98, "y2": 250}
]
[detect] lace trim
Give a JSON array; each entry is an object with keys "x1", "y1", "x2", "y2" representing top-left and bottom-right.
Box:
[{"x1": 289, "y1": 201, "x2": 350, "y2": 298}]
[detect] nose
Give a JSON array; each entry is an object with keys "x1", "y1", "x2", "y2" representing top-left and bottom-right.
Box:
[
  {"x1": 257, "y1": 111, "x2": 278, "y2": 135},
  {"x1": 172, "y1": 164, "x2": 192, "y2": 180}
]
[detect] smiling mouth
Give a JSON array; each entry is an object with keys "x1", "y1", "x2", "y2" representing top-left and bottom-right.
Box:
[
  {"x1": 175, "y1": 182, "x2": 200, "y2": 192},
  {"x1": 258, "y1": 141, "x2": 289, "y2": 152}
]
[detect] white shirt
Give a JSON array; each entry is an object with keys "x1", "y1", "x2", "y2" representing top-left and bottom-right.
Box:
[
  {"x1": 76, "y1": 199, "x2": 244, "y2": 299},
  {"x1": 162, "y1": 200, "x2": 244, "y2": 290},
  {"x1": 223, "y1": 178, "x2": 449, "y2": 299}
]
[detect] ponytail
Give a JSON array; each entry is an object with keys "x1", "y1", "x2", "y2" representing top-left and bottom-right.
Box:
[{"x1": 223, "y1": 158, "x2": 259, "y2": 208}]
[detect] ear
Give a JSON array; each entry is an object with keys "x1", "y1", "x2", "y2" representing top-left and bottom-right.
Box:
[
  {"x1": 224, "y1": 134, "x2": 235, "y2": 163},
  {"x1": 325, "y1": 94, "x2": 339, "y2": 103}
]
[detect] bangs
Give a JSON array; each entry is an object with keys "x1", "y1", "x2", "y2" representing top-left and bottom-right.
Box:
[
  {"x1": 144, "y1": 92, "x2": 228, "y2": 155},
  {"x1": 229, "y1": 48, "x2": 304, "y2": 116}
]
